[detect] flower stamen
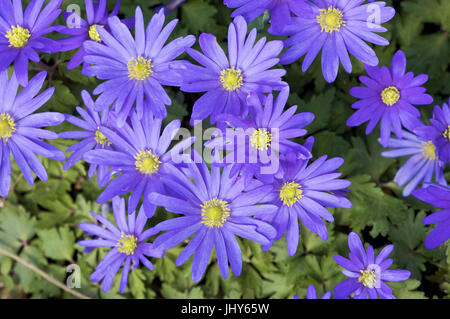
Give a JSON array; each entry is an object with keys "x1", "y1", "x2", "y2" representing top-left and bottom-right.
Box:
[
  {"x1": 117, "y1": 233, "x2": 138, "y2": 255},
  {"x1": 422, "y1": 141, "x2": 436, "y2": 160},
  {"x1": 128, "y1": 57, "x2": 153, "y2": 81},
  {"x1": 442, "y1": 126, "x2": 450, "y2": 142},
  {"x1": 0, "y1": 113, "x2": 16, "y2": 141},
  {"x1": 94, "y1": 128, "x2": 111, "y2": 148},
  {"x1": 250, "y1": 128, "x2": 272, "y2": 151},
  {"x1": 280, "y1": 181, "x2": 303, "y2": 207},
  {"x1": 201, "y1": 198, "x2": 230, "y2": 228},
  {"x1": 317, "y1": 6, "x2": 345, "y2": 33},
  {"x1": 135, "y1": 150, "x2": 161, "y2": 175},
  {"x1": 381, "y1": 86, "x2": 400, "y2": 106},
  {"x1": 88, "y1": 24, "x2": 103, "y2": 42},
  {"x1": 220, "y1": 67, "x2": 243, "y2": 92},
  {"x1": 6, "y1": 25, "x2": 31, "y2": 48},
  {"x1": 358, "y1": 269, "x2": 377, "y2": 288}
]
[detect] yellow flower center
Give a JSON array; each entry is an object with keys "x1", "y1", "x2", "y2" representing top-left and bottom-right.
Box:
[
  {"x1": 358, "y1": 269, "x2": 377, "y2": 288},
  {"x1": 201, "y1": 198, "x2": 230, "y2": 228},
  {"x1": 279, "y1": 181, "x2": 303, "y2": 207},
  {"x1": 442, "y1": 126, "x2": 450, "y2": 142},
  {"x1": 0, "y1": 113, "x2": 16, "y2": 141},
  {"x1": 422, "y1": 141, "x2": 437, "y2": 160},
  {"x1": 135, "y1": 150, "x2": 161, "y2": 175},
  {"x1": 250, "y1": 128, "x2": 272, "y2": 151},
  {"x1": 317, "y1": 6, "x2": 345, "y2": 33},
  {"x1": 94, "y1": 128, "x2": 111, "y2": 148},
  {"x1": 128, "y1": 57, "x2": 153, "y2": 81},
  {"x1": 117, "y1": 233, "x2": 138, "y2": 255},
  {"x1": 88, "y1": 24, "x2": 103, "y2": 42},
  {"x1": 220, "y1": 67, "x2": 244, "y2": 92},
  {"x1": 6, "y1": 25, "x2": 31, "y2": 48},
  {"x1": 381, "y1": 86, "x2": 400, "y2": 106}
]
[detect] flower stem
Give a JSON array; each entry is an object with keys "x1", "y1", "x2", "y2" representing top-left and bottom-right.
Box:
[{"x1": 0, "y1": 246, "x2": 91, "y2": 299}]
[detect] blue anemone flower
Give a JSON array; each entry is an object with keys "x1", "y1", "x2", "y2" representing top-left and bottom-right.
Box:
[
  {"x1": 148, "y1": 162, "x2": 277, "y2": 282},
  {"x1": 0, "y1": 0, "x2": 62, "y2": 86},
  {"x1": 78, "y1": 196, "x2": 164, "y2": 294},
  {"x1": 56, "y1": 0, "x2": 133, "y2": 71},
  {"x1": 180, "y1": 16, "x2": 286, "y2": 124},
  {"x1": 82, "y1": 6, "x2": 195, "y2": 125},
  {"x1": 381, "y1": 130, "x2": 446, "y2": 197},
  {"x1": 273, "y1": 0, "x2": 395, "y2": 83},
  {"x1": 347, "y1": 50, "x2": 433, "y2": 147},
  {"x1": 59, "y1": 90, "x2": 113, "y2": 187},
  {"x1": 83, "y1": 109, "x2": 195, "y2": 217},
  {"x1": 256, "y1": 137, "x2": 352, "y2": 256},
  {"x1": 333, "y1": 232, "x2": 411, "y2": 299},
  {"x1": 206, "y1": 86, "x2": 314, "y2": 181},
  {"x1": 0, "y1": 70, "x2": 64, "y2": 197}
]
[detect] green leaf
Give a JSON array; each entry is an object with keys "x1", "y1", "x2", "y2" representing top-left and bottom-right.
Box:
[
  {"x1": 261, "y1": 273, "x2": 295, "y2": 299},
  {"x1": 0, "y1": 204, "x2": 36, "y2": 242},
  {"x1": 129, "y1": 268, "x2": 147, "y2": 299},
  {"x1": 389, "y1": 212, "x2": 428, "y2": 279},
  {"x1": 350, "y1": 134, "x2": 396, "y2": 181},
  {"x1": 404, "y1": 33, "x2": 449, "y2": 76},
  {"x1": 342, "y1": 175, "x2": 408, "y2": 237},
  {"x1": 402, "y1": 0, "x2": 450, "y2": 31},
  {"x1": 44, "y1": 80, "x2": 79, "y2": 114},
  {"x1": 300, "y1": 88, "x2": 335, "y2": 134},
  {"x1": 37, "y1": 226, "x2": 75, "y2": 261},
  {"x1": 312, "y1": 131, "x2": 352, "y2": 160},
  {"x1": 161, "y1": 284, "x2": 186, "y2": 299},
  {"x1": 390, "y1": 279, "x2": 427, "y2": 299},
  {"x1": 238, "y1": 265, "x2": 264, "y2": 298},
  {"x1": 182, "y1": 0, "x2": 219, "y2": 34}
]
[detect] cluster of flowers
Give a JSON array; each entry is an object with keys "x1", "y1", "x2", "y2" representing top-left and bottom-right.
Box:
[
  {"x1": 1, "y1": 0, "x2": 446, "y2": 298},
  {"x1": 341, "y1": 21, "x2": 450, "y2": 252},
  {"x1": 230, "y1": 0, "x2": 449, "y2": 256}
]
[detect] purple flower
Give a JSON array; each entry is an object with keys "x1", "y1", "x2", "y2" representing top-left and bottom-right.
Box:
[
  {"x1": 83, "y1": 108, "x2": 195, "y2": 217},
  {"x1": 224, "y1": 0, "x2": 308, "y2": 32},
  {"x1": 56, "y1": 0, "x2": 133, "y2": 71},
  {"x1": 257, "y1": 137, "x2": 352, "y2": 256},
  {"x1": 59, "y1": 90, "x2": 113, "y2": 187},
  {"x1": 0, "y1": 0, "x2": 62, "y2": 86},
  {"x1": 381, "y1": 130, "x2": 446, "y2": 197},
  {"x1": 412, "y1": 184, "x2": 450, "y2": 249},
  {"x1": 347, "y1": 50, "x2": 433, "y2": 146},
  {"x1": 0, "y1": 70, "x2": 64, "y2": 197},
  {"x1": 148, "y1": 162, "x2": 277, "y2": 282},
  {"x1": 415, "y1": 98, "x2": 450, "y2": 165},
  {"x1": 78, "y1": 196, "x2": 164, "y2": 294},
  {"x1": 180, "y1": 16, "x2": 286, "y2": 125},
  {"x1": 333, "y1": 232, "x2": 411, "y2": 299},
  {"x1": 82, "y1": 6, "x2": 195, "y2": 125},
  {"x1": 206, "y1": 87, "x2": 314, "y2": 180},
  {"x1": 274, "y1": 0, "x2": 395, "y2": 83},
  {"x1": 294, "y1": 284, "x2": 331, "y2": 299}
]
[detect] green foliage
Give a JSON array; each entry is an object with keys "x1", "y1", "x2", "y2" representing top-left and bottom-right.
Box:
[
  {"x1": 37, "y1": 227, "x2": 75, "y2": 262},
  {"x1": 181, "y1": 0, "x2": 219, "y2": 33},
  {"x1": 0, "y1": 0, "x2": 449, "y2": 299}
]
